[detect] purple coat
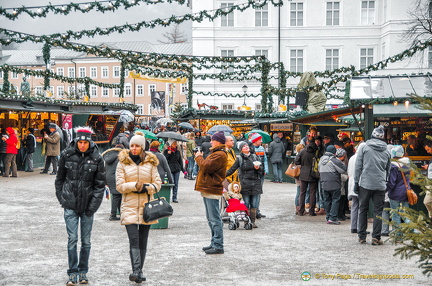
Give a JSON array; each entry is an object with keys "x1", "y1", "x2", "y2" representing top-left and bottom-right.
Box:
[{"x1": 386, "y1": 161, "x2": 409, "y2": 202}]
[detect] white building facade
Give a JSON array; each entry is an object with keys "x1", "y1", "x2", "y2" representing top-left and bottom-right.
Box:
[{"x1": 192, "y1": 0, "x2": 432, "y2": 110}]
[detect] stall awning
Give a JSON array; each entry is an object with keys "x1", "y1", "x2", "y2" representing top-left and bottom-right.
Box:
[
  {"x1": 373, "y1": 104, "x2": 432, "y2": 117},
  {"x1": 290, "y1": 106, "x2": 362, "y2": 124}
]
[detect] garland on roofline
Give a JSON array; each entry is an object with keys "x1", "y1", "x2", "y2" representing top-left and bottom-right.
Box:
[
  {"x1": 0, "y1": 0, "x2": 188, "y2": 20},
  {"x1": 0, "y1": 0, "x2": 282, "y2": 40}
]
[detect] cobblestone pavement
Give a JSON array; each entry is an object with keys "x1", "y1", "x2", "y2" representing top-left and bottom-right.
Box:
[{"x1": 0, "y1": 171, "x2": 430, "y2": 286}]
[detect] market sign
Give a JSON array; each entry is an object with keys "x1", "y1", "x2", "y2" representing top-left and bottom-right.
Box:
[{"x1": 271, "y1": 123, "x2": 293, "y2": 131}]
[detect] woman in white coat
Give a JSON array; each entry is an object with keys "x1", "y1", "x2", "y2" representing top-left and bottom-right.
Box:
[
  {"x1": 116, "y1": 132, "x2": 162, "y2": 283},
  {"x1": 347, "y1": 142, "x2": 365, "y2": 233}
]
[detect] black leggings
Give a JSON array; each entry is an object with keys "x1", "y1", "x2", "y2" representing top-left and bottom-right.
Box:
[{"x1": 125, "y1": 224, "x2": 150, "y2": 249}]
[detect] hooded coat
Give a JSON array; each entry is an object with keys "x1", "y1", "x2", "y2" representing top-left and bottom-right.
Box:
[
  {"x1": 5, "y1": 127, "x2": 18, "y2": 155},
  {"x1": 45, "y1": 130, "x2": 61, "y2": 156},
  {"x1": 267, "y1": 134, "x2": 285, "y2": 164},
  {"x1": 294, "y1": 143, "x2": 319, "y2": 182},
  {"x1": 386, "y1": 158, "x2": 410, "y2": 202},
  {"x1": 354, "y1": 138, "x2": 391, "y2": 191},
  {"x1": 226, "y1": 152, "x2": 264, "y2": 196},
  {"x1": 102, "y1": 147, "x2": 123, "y2": 195},
  {"x1": 116, "y1": 149, "x2": 162, "y2": 225},
  {"x1": 318, "y1": 151, "x2": 347, "y2": 190},
  {"x1": 55, "y1": 140, "x2": 106, "y2": 215}
]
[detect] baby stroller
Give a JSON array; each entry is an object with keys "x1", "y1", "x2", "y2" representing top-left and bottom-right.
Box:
[{"x1": 221, "y1": 181, "x2": 253, "y2": 230}]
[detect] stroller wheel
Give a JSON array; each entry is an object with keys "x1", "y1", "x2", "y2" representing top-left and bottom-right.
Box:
[
  {"x1": 228, "y1": 222, "x2": 237, "y2": 230},
  {"x1": 245, "y1": 223, "x2": 253, "y2": 230}
]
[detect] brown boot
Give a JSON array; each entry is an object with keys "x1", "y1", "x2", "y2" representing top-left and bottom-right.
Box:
[
  {"x1": 295, "y1": 206, "x2": 300, "y2": 215},
  {"x1": 250, "y1": 208, "x2": 258, "y2": 228},
  {"x1": 316, "y1": 208, "x2": 326, "y2": 215}
]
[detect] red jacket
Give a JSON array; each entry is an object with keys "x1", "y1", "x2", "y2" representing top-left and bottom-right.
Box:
[{"x1": 5, "y1": 127, "x2": 18, "y2": 155}]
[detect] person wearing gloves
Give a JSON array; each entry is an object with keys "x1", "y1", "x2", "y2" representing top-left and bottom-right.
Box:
[
  {"x1": 354, "y1": 125, "x2": 391, "y2": 246},
  {"x1": 55, "y1": 126, "x2": 106, "y2": 285},
  {"x1": 318, "y1": 145, "x2": 347, "y2": 225},
  {"x1": 163, "y1": 138, "x2": 184, "y2": 203},
  {"x1": 116, "y1": 132, "x2": 162, "y2": 283}
]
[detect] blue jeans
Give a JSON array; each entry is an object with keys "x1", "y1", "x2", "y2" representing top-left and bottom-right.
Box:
[
  {"x1": 171, "y1": 171, "x2": 180, "y2": 201},
  {"x1": 243, "y1": 194, "x2": 260, "y2": 209},
  {"x1": 389, "y1": 199, "x2": 410, "y2": 237},
  {"x1": 323, "y1": 188, "x2": 341, "y2": 222},
  {"x1": 64, "y1": 209, "x2": 94, "y2": 275},
  {"x1": 193, "y1": 163, "x2": 199, "y2": 177},
  {"x1": 203, "y1": 197, "x2": 224, "y2": 250},
  {"x1": 272, "y1": 162, "x2": 283, "y2": 182},
  {"x1": 187, "y1": 156, "x2": 195, "y2": 178}
]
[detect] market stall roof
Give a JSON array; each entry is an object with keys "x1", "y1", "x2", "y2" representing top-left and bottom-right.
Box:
[
  {"x1": 373, "y1": 104, "x2": 432, "y2": 117},
  {"x1": 176, "y1": 109, "x2": 254, "y2": 120},
  {"x1": 290, "y1": 106, "x2": 362, "y2": 124}
]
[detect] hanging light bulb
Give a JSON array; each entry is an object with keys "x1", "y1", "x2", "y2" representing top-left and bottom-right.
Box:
[
  {"x1": 405, "y1": 100, "x2": 410, "y2": 108},
  {"x1": 393, "y1": 101, "x2": 398, "y2": 106}
]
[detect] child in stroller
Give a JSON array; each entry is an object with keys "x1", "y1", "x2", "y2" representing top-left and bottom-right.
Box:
[{"x1": 223, "y1": 181, "x2": 253, "y2": 230}]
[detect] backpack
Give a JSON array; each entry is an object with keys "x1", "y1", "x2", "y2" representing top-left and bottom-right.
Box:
[{"x1": 311, "y1": 150, "x2": 320, "y2": 179}]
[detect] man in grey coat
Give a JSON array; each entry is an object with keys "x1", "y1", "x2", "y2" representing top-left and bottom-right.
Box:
[
  {"x1": 318, "y1": 145, "x2": 347, "y2": 225},
  {"x1": 354, "y1": 125, "x2": 391, "y2": 246},
  {"x1": 40, "y1": 123, "x2": 61, "y2": 175}
]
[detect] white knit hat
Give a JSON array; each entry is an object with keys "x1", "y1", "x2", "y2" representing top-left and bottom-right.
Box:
[
  {"x1": 129, "y1": 131, "x2": 146, "y2": 149},
  {"x1": 371, "y1": 125, "x2": 385, "y2": 139}
]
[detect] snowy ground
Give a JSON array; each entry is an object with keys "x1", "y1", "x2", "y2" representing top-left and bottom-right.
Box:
[{"x1": 0, "y1": 171, "x2": 430, "y2": 286}]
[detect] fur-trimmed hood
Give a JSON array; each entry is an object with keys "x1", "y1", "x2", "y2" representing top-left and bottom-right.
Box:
[{"x1": 118, "y1": 149, "x2": 159, "y2": 166}]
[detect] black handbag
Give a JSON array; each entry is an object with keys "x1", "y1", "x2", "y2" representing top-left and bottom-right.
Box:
[{"x1": 143, "y1": 191, "x2": 173, "y2": 223}]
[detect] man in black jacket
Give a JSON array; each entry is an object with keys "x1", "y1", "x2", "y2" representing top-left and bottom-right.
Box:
[
  {"x1": 55, "y1": 126, "x2": 106, "y2": 285},
  {"x1": 24, "y1": 128, "x2": 36, "y2": 172}
]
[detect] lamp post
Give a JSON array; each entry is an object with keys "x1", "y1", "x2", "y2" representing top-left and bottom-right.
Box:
[{"x1": 242, "y1": 84, "x2": 248, "y2": 106}]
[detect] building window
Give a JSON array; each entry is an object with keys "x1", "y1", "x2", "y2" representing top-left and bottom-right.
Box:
[
  {"x1": 255, "y1": 49, "x2": 269, "y2": 59},
  {"x1": 57, "y1": 67, "x2": 64, "y2": 76},
  {"x1": 428, "y1": 46, "x2": 432, "y2": 69},
  {"x1": 11, "y1": 71, "x2": 19, "y2": 79},
  {"x1": 290, "y1": 2, "x2": 303, "y2": 27},
  {"x1": 35, "y1": 86, "x2": 44, "y2": 95},
  {"x1": 125, "y1": 84, "x2": 132, "y2": 97},
  {"x1": 136, "y1": 104, "x2": 144, "y2": 115},
  {"x1": 90, "y1": 85, "x2": 97, "y2": 97},
  {"x1": 35, "y1": 70, "x2": 43, "y2": 79},
  {"x1": 102, "y1": 87, "x2": 109, "y2": 97},
  {"x1": 79, "y1": 67, "x2": 86, "y2": 78},
  {"x1": 222, "y1": 103, "x2": 234, "y2": 110},
  {"x1": 290, "y1": 49, "x2": 304, "y2": 73},
  {"x1": 255, "y1": 103, "x2": 262, "y2": 111},
  {"x1": 221, "y1": 49, "x2": 235, "y2": 73},
  {"x1": 90, "y1": 67, "x2": 97, "y2": 78},
  {"x1": 221, "y1": 3, "x2": 234, "y2": 27},
  {"x1": 325, "y1": 49, "x2": 339, "y2": 70},
  {"x1": 360, "y1": 48, "x2": 374, "y2": 69},
  {"x1": 101, "y1": 66, "x2": 108, "y2": 78},
  {"x1": 326, "y1": 2, "x2": 340, "y2": 26},
  {"x1": 57, "y1": 86, "x2": 64, "y2": 98},
  {"x1": 114, "y1": 88, "x2": 120, "y2": 97},
  {"x1": 68, "y1": 67, "x2": 75, "y2": 78},
  {"x1": 149, "y1": 84, "x2": 156, "y2": 96},
  {"x1": 255, "y1": 3, "x2": 268, "y2": 27},
  {"x1": 113, "y1": 66, "x2": 120, "y2": 78},
  {"x1": 381, "y1": 42, "x2": 386, "y2": 60},
  {"x1": 361, "y1": 0, "x2": 375, "y2": 25},
  {"x1": 136, "y1": 84, "x2": 144, "y2": 97},
  {"x1": 181, "y1": 83, "x2": 188, "y2": 94}
]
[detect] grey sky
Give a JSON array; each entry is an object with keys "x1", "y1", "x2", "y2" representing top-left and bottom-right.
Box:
[{"x1": 0, "y1": 0, "x2": 192, "y2": 49}]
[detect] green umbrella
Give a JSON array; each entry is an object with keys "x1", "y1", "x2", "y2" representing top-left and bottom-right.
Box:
[
  {"x1": 245, "y1": 129, "x2": 272, "y2": 144},
  {"x1": 134, "y1": 129, "x2": 158, "y2": 140}
]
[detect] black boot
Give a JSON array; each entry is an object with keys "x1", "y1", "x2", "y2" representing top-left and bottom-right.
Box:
[
  {"x1": 129, "y1": 248, "x2": 142, "y2": 283},
  {"x1": 138, "y1": 249, "x2": 147, "y2": 282}
]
